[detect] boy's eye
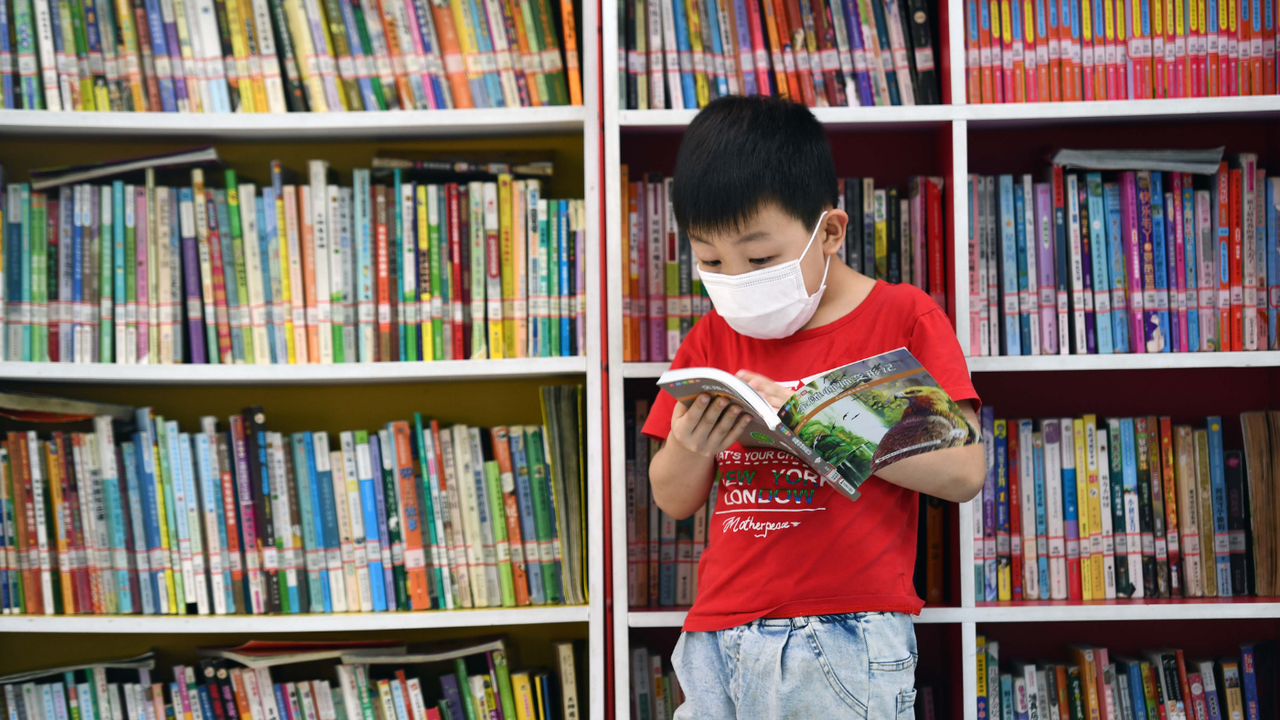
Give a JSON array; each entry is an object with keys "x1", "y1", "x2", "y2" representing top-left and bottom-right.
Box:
[
  {"x1": 748, "y1": 257, "x2": 774, "y2": 266},
  {"x1": 700, "y1": 260, "x2": 721, "y2": 268}
]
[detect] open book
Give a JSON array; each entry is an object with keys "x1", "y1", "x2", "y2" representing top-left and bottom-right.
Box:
[{"x1": 658, "y1": 348, "x2": 977, "y2": 502}]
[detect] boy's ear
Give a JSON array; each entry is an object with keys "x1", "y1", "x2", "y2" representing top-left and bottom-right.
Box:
[{"x1": 818, "y1": 208, "x2": 849, "y2": 256}]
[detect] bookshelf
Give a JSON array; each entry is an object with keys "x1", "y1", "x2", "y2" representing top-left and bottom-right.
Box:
[
  {"x1": 604, "y1": 0, "x2": 1280, "y2": 716},
  {"x1": 0, "y1": 2, "x2": 604, "y2": 717}
]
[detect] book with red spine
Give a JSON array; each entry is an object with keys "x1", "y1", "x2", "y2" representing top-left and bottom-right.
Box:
[
  {"x1": 1152, "y1": 0, "x2": 1168, "y2": 96},
  {"x1": 979, "y1": 0, "x2": 996, "y2": 101},
  {"x1": 1175, "y1": 0, "x2": 1188, "y2": 95},
  {"x1": 770, "y1": 0, "x2": 804, "y2": 100},
  {"x1": 813, "y1": 0, "x2": 846, "y2": 105},
  {"x1": 1009, "y1": 425, "x2": 1023, "y2": 600},
  {"x1": 784, "y1": 0, "x2": 819, "y2": 105},
  {"x1": 1065, "y1": 0, "x2": 1082, "y2": 99},
  {"x1": 1024, "y1": 0, "x2": 1041, "y2": 100},
  {"x1": 1002, "y1": 0, "x2": 1017, "y2": 100},
  {"x1": 1049, "y1": 0, "x2": 1064, "y2": 98},
  {"x1": 744, "y1": 0, "x2": 772, "y2": 94},
  {"x1": 1226, "y1": 0, "x2": 1237, "y2": 95},
  {"x1": 1229, "y1": 167, "x2": 1243, "y2": 350},
  {"x1": 926, "y1": 177, "x2": 945, "y2": 308},
  {"x1": 1035, "y1": 0, "x2": 1052, "y2": 97},
  {"x1": 990, "y1": 0, "x2": 1006, "y2": 101},
  {"x1": 1083, "y1": 0, "x2": 1098, "y2": 98},
  {"x1": 1216, "y1": 162, "x2": 1232, "y2": 350},
  {"x1": 448, "y1": 183, "x2": 465, "y2": 359},
  {"x1": 390, "y1": 421, "x2": 431, "y2": 610},
  {"x1": 374, "y1": 185, "x2": 391, "y2": 362}
]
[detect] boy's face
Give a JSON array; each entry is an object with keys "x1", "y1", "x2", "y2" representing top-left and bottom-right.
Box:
[{"x1": 687, "y1": 202, "x2": 848, "y2": 296}]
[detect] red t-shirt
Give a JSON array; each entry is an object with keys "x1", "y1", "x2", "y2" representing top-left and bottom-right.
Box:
[{"x1": 642, "y1": 281, "x2": 979, "y2": 632}]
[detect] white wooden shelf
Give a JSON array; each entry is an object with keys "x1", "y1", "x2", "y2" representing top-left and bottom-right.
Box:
[
  {"x1": 627, "y1": 607, "x2": 971, "y2": 627},
  {"x1": 0, "y1": 605, "x2": 590, "y2": 633},
  {"x1": 618, "y1": 96, "x2": 1280, "y2": 131},
  {"x1": 0, "y1": 357, "x2": 589, "y2": 384},
  {"x1": 0, "y1": 106, "x2": 587, "y2": 139},
  {"x1": 967, "y1": 351, "x2": 1280, "y2": 372},
  {"x1": 620, "y1": 362, "x2": 670, "y2": 378},
  {"x1": 970, "y1": 599, "x2": 1280, "y2": 623}
]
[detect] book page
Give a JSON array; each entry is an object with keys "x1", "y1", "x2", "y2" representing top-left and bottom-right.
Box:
[{"x1": 779, "y1": 348, "x2": 978, "y2": 494}]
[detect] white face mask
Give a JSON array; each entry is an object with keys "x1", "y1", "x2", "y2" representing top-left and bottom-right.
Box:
[{"x1": 698, "y1": 212, "x2": 830, "y2": 340}]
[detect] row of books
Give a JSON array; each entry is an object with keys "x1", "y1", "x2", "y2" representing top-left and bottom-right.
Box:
[
  {"x1": 0, "y1": 162, "x2": 587, "y2": 365},
  {"x1": 620, "y1": 170, "x2": 946, "y2": 362},
  {"x1": 968, "y1": 156, "x2": 1279, "y2": 357},
  {"x1": 623, "y1": 398, "x2": 714, "y2": 608},
  {"x1": 972, "y1": 409, "x2": 1278, "y2": 604},
  {"x1": 0, "y1": 385, "x2": 587, "y2": 615},
  {"x1": 0, "y1": 0, "x2": 582, "y2": 112},
  {"x1": 965, "y1": 0, "x2": 1280, "y2": 103},
  {"x1": 0, "y1": 639, "x2": 582, "y2": 720},
  {"x1": 975, "y1": 637, "x2": 1277, "y2": 720},
  {"x1": 618, "y1": 0, "x2": 941, "y2": 109}
]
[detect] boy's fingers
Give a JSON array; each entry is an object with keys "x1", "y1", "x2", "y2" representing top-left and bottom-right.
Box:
[
  {"x1": 676, "y1": 394, "x2": 709, "y2": 428},
  {"x1": 718, "y1": 415, "x2": 752, "y2": 452},
  {"x1": 706, "y1": 406, "x2": 746, "y2": 449},
  {"x1": 692, "y1": 398, "x2": 730, "y2": 443}
]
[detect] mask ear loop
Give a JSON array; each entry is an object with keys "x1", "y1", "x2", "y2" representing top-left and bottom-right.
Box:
[{"x1": 803, "y1": 211, "x2": 831, "y2": 297}]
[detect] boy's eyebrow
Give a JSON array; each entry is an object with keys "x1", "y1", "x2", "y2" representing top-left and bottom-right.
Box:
[{"x1": 735, "y1": 230, "x2": 770, "y2": 244}]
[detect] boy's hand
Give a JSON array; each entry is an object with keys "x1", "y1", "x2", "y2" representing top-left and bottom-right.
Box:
[
  {"x1": 669, "y1": 394, "x2": 753, "y2": 459},
  {"x1": 735, "y1": 370, "x2": 795, "y2": 410}
]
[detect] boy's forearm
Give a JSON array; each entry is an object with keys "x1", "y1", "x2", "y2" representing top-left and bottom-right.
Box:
[
  {"x1": 649, "y1": 441, "x2": 717, "y2": 520},
  {"x1": 873, "y1": 442, "x2": 986, "y2": 503}
]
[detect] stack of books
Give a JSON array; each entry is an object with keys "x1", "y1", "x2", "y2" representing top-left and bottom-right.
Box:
[
  {"x1": 623, "y1": 398, "x2": 714, "y2": 608},
  {"x1": 0, "y1": 0, "x2": 581, "y2": 112},
  {"x1": 1, "y1": 155, "x2": 587, "y2": 365},
  {"x1": 973, "y1": 408, "x2": 1280, "y2": 604},
  {"x1": 969, "y1": 153, "x2": 1278, "y2": 357},
  {"x1": 621, "y1": 170, "x2": 946, "y2": 362},
  {"x1": 0, "y1": 385, "x2": 587, "y2": 615},
  {"x1": 0, "y1": 639, "x2": 582, "y2": 720},
  {"x1": 628, "y1": 645, "x2": 681, "y2": 720},
  {"x1": 619, "y1": 0, "x2": 942, "y2": 109},
  {"x1": 975, "y1": 637, "x2": 1278, "y2": 720},
  {"x1": 963, "y1": 0, "x2": 1280, "y2": 103}
]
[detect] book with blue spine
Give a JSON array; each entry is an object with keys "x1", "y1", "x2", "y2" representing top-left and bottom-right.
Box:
[
  {"x1": 1183, "y1": 182, "x2": 1201, "y2": 354},
  {"x1": 367, "y1": 434, "x2": 396, "y2": 609},
  {"x1": 353, "y1": 430, "x2": 386, "y2": 612},
  {"x1": 508, "y1": 428, "x2": 546, "y2": 605},
  {"x1": 999, "y1": 175, "x2": 1021, "y2": 356},
  {"x1": 701, "y1": 0, "x2": 730, "y2": 98},
  {"x1": 1150, "y1": 173, "x2": 1173, "y2": 353},
  {"x1": 982, "y1": 406, "x2": 997, "y2": 600},
  {"x1": 291, "y1": 432, "x2": 328, "y2": 613},
  {"x1": 1086, "y1": 173, "x2": 1114, "y2": 354},
  {"x1": 312, "y1": 431, "x2": 346, "y2": 612},
  {"x1": 558, "y1": 200, "x2": 570, "y2": 356},
  {"x1": 95, "y1": 416, "x2": 133, "y2": 614},
  {"x1": 1030, "y1": 424, "x2": 1050, "y2": 599},
  {"x1": 132, "y1": 414, "x2": 169, "y2": 613},
  {"x1": 160, "y1": 419, "x2": 189, "y2": 612},
  {"x1": 1103, "y1": 182, "x2": 1130, "y2": 352},
  {"x1": 111, "y1": 181, "x2": 126, "y2": 362},
  {"x1": 669, "y1": 0, "x2": 698, "y2": 107},
  {"x1": 1060, "y1": 416, "x2": 1081, "y2": 600},
  {"x1": 121, "y1": 440, "x2": 156, "y2": 614},
  {"x1": 194, "y1": 431, "x2": 226, "y2": 615},
  {"x1": 177, "y1": 432, "x2": 209, "y2": 614},
  {"x1": 994, "y1": 419, "x2": 1011, "y2": 600},
  {"x1": 1014, "y1": 181, "x2": 1035, "y2": 354},
  {"x1": 376, "y1": 427, "x2": 409, "y2": 611},
  {"x1": 1268, "y1": 178, "x2": 1279, "y2": 349},
  {"x1": 257, "y1": 188, "x2": 278, "y2": 364},
  {"x1": 464, "y1": 0, "x2": 505, "y2": 106},
  {"x1": 354, "y1": 169, "x2": 375, "y2": 362},
  {"x1": 69, "y1": 188, "x2": 83, "y2": 361},
  {"x1": 1240, "y1": 643, "x2": 1260, "y2": 719},
  {"x1": 141, "y1": 0, "x2": 177, "y2": 111},
  {"x1": 1135, "y1": 172, "x2": 1163, "y2": 353},
  {"x1": 1207, "y1": 416, "x2": 1233, "y2": 595},
  {"x1": 1119, "y1": 418, "x2": 1143, "y2": 598}
]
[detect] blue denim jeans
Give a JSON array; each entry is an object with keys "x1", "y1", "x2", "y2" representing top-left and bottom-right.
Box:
[{"x1": 671, "y1": 611, "x2": 918, "y2": 719}]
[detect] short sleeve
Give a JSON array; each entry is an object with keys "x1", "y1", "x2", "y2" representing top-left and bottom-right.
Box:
[
  {"x1": 640, "y1": 315, "x2": 714, "y2": 441},
  {"x1": 908, "y1": 307, "x2": 981, "y2": 411}
]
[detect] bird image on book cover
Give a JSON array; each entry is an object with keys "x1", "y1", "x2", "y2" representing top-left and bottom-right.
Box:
[{"x1": 658, "y1": 347, "x2": 977, "y2": 503}]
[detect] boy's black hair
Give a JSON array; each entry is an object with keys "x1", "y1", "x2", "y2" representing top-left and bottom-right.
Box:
[{"x1": 671, "y1": 95, "x2": 838, "y2": 237}]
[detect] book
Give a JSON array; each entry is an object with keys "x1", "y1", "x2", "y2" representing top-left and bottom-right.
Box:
[{"x1": 658, "y1": 347, "x2": 979, "y2": 503}]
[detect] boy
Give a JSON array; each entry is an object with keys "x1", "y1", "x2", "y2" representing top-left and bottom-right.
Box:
[{"x1": 644, "y1": 96, "x2": 986, "y2": 718}]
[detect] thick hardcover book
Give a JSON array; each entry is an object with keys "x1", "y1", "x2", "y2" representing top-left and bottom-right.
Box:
[{"x1": 659, "y1": 347, "x2": 978, "y2": 504}]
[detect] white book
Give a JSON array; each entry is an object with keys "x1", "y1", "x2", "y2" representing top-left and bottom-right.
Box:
[
  {"x1": 1126, "y1": 427, "x2": 1146, "y2": 599},
  {"x1": 254, "y1": 669, "x2": 281, "y2": 720},
  {"x1": 339, "y1": 431, "x2": 373, "y2": 612},
  {"x1": 1094, "y1": 420, "x2": 1117, "y2": 600},
  {"x1": 268, "y1": 432, "x2": 300, "y2": 606},
  {"x1": 333, "y1": 668, "x2": 361, "y2": 720},
  {"x1": 178, "y1": 433, "x2": 210, "y2": 615},
  {"x1": 195, "y1": 432, "x2": 228, "y2": 615},
  {"x1": 326, "y1": 184, "x2": 345, "y2": 361},
  {"x1": 238, "y1": 185, "x2": 271, "y2": 364},
  {"x1": 309, "y1": 161, "x2": 334, "y2": 364},
  {"x1": 194, "y1": 0, "x2": 230, "y2": 111},
  {"x1": 338, "y1": 186, "x2": 357, "y2": 362},
  {"x1": 450, "y1": 424, "x2": 487, "y2": 607},
  {"x1": 1021, "y1": 174, "x2": 1042, "y2": 355},
  {"x1": 353, "y1": 173, "x2": 374, "y2": 363},
  {"x1": 25, "y1": 431, "x2": 54, "y2": 613},
  {"x1": 975, "y1": 182, "x2": 990, "y2": 356},
  {"x1": 31, "y1": 0, "x2": 60, "y2": 110},
  {"x1": 399, "y1": 182, "x2": 418, "y2": 353},
  {"x1": 468, "y1": 427, "x2": 502, "y2": 605},
  {"x1": 1042, "y1": 419, "x2": 1068, "y2": 599},
  {"x1": 1011, "y1": 660, "x2": 1037, "y2": 720},
  {"x1": 469, "y1": 181, "x2": 487, "y2": 359},
  {"x1": 437, "y1": 427, "x2": 473, "y2": 608},
  {"x1": 330, "y1": 448, "x2": 361, "y2": 611},
  {"x1": 312, "y1": 434, "x2": 347, "y2": 611}
]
